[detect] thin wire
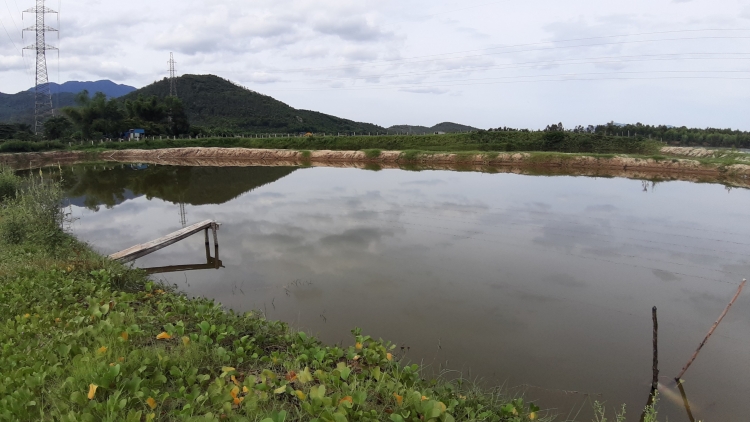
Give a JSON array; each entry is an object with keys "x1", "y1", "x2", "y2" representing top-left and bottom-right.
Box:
[
  {"x1": 3, "y1": 0, "x2": 32, "y2": 86},
  {"x1": 261, "y1": 69, "x2": 750, "y2": 86},
  {"x1": 270, "y1": 31, "x2": 750, "y2": 74},
  {"x1": 264, "y1": 75, "x2": 750, "y2": 92},
  {"x1": 208, "y1": 53, "x2": 750, "y2": 83}
]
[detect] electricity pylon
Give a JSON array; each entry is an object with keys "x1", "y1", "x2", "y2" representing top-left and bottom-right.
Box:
[
  {"x1": 22, "y1": 0, "x2": 58, "y2": 135},
  {"x1": 168, "y1": 52, "x2": 177, "y2": 97}
]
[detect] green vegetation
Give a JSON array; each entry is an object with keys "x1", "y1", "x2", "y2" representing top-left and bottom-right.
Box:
[
  {"x1": 0, "y1": 167, "x2": 550, "y2": 421},
  {"x1": 64, "y1": 131, "x2": 662, "y2": 155},
  {"x1": 0, "y1": 123, "x2": 34, "y2": 141},
  {"x1": 593, "y1": 122, "x2": 750, "y2": 149}
]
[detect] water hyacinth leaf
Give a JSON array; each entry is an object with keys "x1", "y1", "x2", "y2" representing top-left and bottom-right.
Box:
[
  {"x1": 352, "y1": 391, "x2": 366, "y2": 405},
  {"x1": 310, "y1": 384, "x2": 326, "y2": 400},
  {"x1": 336, "y1": 362, "x2": 351, "y2": 381},
  {"x1": 298, "y1": 367, "x2": 313, "y2": 384},
  {"x1": 389, "y1": 415, "x2": 406, "y2": 422}
]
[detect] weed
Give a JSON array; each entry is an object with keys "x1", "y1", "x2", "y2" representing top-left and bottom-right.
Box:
[
  {"x1": 362, "y1": 149, "x2": 382, "y2": 159},
  {"x1": 299, "y1": 150, "x2": 312, "y2": 159}
]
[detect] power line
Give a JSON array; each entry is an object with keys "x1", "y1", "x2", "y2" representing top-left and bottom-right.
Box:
[
  {"x1": 268, "y1": 30, "x2": 750, "y2": 74},
  {"x1": 207, "y1": 52, "x2": 750, "y2": 83},
  {"x1": 263, "y1": 75, "x2": 750, "y2": 92}
]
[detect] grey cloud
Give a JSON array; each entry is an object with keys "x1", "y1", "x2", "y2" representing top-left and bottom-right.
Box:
[{"x1": 313, "y1": 17, "x2": 394, "y2": 42}]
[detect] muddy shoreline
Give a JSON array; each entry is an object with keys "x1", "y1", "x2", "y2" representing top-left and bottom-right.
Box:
[{"x1": 2, "y1": 146, "x2": 749, "y2": 187}]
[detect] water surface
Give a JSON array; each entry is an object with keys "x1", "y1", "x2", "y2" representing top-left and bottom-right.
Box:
[{"x1": 61, "y1": 164, "x2": 750, "y2": 421}]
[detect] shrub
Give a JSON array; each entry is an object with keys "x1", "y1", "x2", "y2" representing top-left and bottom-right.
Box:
[{"x1": 0, "y1": 167, "x2": 20, "y2": 201}]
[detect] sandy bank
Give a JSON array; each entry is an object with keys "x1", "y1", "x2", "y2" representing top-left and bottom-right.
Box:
[{"x1": 2, "y1": 146, "x2": 749, "y2": 186}]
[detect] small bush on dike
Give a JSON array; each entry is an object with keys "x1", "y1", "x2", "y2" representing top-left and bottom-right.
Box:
[{"x1": 0, "y1": 140, "x2": 65, "y2": 153}]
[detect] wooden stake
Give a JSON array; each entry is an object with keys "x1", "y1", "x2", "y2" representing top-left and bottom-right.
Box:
[
  {"x1": 675, "y1": 279, "x2": 746, "y2": 381},
  {"x1": 652, "y1": 306, "x2": 659, "y2": 391}
]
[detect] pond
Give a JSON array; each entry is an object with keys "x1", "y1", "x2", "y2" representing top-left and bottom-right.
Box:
[{"x1": 59, "y1": 163, "x2": 750, "y2": 420}]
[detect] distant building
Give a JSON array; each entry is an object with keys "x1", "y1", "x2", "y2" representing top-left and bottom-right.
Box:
[
  {"x1": 434, "y1": 131, "x2": 446, "y2": 135},
  {"x1": 126, "y1": 129, "x2": 145, "y2": 140}
]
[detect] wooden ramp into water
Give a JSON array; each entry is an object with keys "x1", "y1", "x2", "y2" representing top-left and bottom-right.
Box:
[{"x1": 109, "y1": 219, "x2": 220, "y2": 263}]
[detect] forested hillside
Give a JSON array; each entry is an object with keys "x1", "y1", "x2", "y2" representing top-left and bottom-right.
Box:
[
  {"x1": 388, "y1": 122, "x2": 478, "y2": 133},
  {"x1": 123, "y1": 74, "x2": 385, "y2": 133},
  {"x1": 0, "y1": 92, "x2": 77, "y2": 125}
]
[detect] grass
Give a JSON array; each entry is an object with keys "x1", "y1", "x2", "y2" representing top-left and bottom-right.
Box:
[{"x1": 0, "y1": 167, "x2": 552, "y2": 421}]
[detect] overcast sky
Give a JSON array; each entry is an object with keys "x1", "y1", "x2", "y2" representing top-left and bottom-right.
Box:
[{"x1": 1, "y1": 0, "x2": 749, "y2": 130}]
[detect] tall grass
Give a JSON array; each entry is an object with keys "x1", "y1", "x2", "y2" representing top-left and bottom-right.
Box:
[{"x1": 0, "y1": 167, "x2": 70, "y2": 250}]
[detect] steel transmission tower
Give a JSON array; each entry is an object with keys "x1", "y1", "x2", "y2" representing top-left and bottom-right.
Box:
[
  {"x1": 168, "y1": 52, "x2": 177, "y2": 97},
  {"x1": 22, "y1": 0, "x2": 58, "y2": 135}
]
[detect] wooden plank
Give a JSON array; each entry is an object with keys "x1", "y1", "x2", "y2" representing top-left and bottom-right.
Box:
[
  {"x1": 143, "y1": 259, "x2": 223, "y2": 275},
  {"x1": 109, "y1": 219, "x2": 217, "y2": 263}
]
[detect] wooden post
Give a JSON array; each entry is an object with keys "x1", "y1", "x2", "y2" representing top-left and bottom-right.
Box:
[
  {"x1": 652, "y1": 306, "x2": 659, "y2": 390},
  {"x1": 204, "y1": 228, "x2": 210, "y2": 262},
  {"x1": 675, "y1": 279, "x2": 746, "y2": 381},
  {"x1": 211, "y1": 223, "x2": 220, "y2": 268}
]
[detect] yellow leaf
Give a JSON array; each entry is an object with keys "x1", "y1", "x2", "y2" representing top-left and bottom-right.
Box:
[
  {"x1": 421, "y1": 396, "x2": 429, "y2": 401},
  {"x1": 295, "y1": 390, "x2": 306, "y2": 400},
  {"x1": 233, "y1": 396, "x2": 244, "y2": 405},
  {"x1": 243, "y1": 386, "x2": 249, "y2": 393},
  {"x1": 23, "y1": 314, "x2": 30, "y2": 319},
  {"x1": 156, "y1": 332, "x2": 171, "y2": 340},
  {"x1": 120, "y1": 332, "x2": 129, "y2": 341},
  {"x1": 146, "y1": 413, "x2": 155, "y2": 422},
  {"x1": 55, "y1": 318, "x2": 61, "y2": 323},
  {"x1": 355, "y1": 342, "x2": 363, "y2": 350},
  {"x1": 87, "y1": 384, "x2": 98, "y2": 400},
  {"x1": 386, "y1": 353, "x2": 393, "y2": 361},
  {"x1": 339, "y1": 396, "x2": 353, "y2": 405},
  {"x1": 297, "y1": 367, "x2": 313, "y2": 384},
  {"x1": 530, "y1": 412, "x2": 537, "y2": 421},
  {"x1": 393, "y1": 393, "x2": 403, "y2": 406},
  {"x1": 146, "y1": 397, "x2": 157, "y2": 410},
  {"x1": 118, "y1": 357, "x2": 125, "y2": 362},
  {"x1": 182, "y1": 336, "x2": 190, "y2": 346},
  {"x1": 274, "y1": 385, "x2": 287, "y2": 394},
  {"x1": 438, "y1": 401, "x2": 447, "y2": 412},
  {"x1": 97, "y1": 346, "x2": 108, "y2": 354},
  {"x1": 231, "y1": 375, "x2": 240, "y2": 386}
]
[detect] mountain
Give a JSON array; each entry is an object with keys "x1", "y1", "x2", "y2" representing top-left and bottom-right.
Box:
[
  {"x1": 388, "y1": 122, "x2": 479, "y2": 133},
  {"x1": 36, "y1": 80, "x2": 137, "y2": 98},
  {"x1": 0, "y1": 80, "x2": 135, "y2": 125},
  {"x1": 121, "y1": 74, "x2": 386, "y2": 133},
  {"x1": 0, "y1": 91, "x2": 78, "y2": 125}
]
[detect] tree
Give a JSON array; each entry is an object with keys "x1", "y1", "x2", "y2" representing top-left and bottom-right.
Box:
[
  {"x1": 62, "y1": 90, "x2": 125, "y2": 139},
  {"x1": 43, "y1": 116, "x2": 73, "y2": 140}
]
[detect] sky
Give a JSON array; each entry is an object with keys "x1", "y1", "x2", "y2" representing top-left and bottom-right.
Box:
[{"x1": 1, "y1": 0, "x2": 749, "y2": 130}]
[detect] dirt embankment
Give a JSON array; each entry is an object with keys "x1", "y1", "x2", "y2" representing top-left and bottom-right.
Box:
[{"x1": 2, "y1": 146, "x2": 749, "y2": 186}]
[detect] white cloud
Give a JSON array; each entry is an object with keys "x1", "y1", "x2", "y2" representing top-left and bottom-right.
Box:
[{"x1": 0, "y1": 0, "x2": 748, "y2": 129}]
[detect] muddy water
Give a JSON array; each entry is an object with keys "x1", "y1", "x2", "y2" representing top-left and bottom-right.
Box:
[{"x1": 62, "y1": 164, "x2": 750, "y2": 421}]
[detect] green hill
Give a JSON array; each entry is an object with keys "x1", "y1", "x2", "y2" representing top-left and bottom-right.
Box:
[
  {"x1": 388, "y1": 122, "x2": 479, "y2": 134},
  {"x1": 122, "y1": 74, "x2": 386, "y2": 133},
  {"x1": 0, "y1": 92, "x2": 77, "y2": 125}
]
